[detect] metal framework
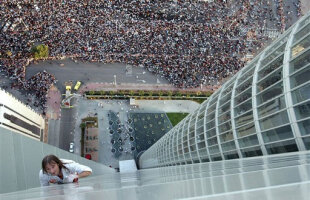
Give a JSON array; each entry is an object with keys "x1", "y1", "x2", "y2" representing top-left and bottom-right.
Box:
[{"x1": 139, "y1": 13, "x2": 310, "y2": 168}]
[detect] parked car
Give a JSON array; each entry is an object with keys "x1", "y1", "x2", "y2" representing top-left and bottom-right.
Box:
[
  {"x1": 74, "y1": 81, "x2": 82, "y2": 91},
  {"x1": 69, "y1": 142, "x2": 74, "y2": 153}
]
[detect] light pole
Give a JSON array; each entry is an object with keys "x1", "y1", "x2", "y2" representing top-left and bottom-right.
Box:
[{"x1": 114, "y1": 75, "x2": 116, "y2": 85}]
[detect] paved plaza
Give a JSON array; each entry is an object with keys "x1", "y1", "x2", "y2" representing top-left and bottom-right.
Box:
[
  {"x1": 26, "y1": 59, "x2": 169, "y2": 93},
  {"x1": 51, "y1": 95, "x2": 199, "y2": 168},
  {"x1": 301, "y1": 0, "x2": 310, "y2": 15}
]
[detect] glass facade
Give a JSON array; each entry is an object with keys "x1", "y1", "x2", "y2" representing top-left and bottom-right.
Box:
[
  {"x1": 2, "y1": 151, "x2": 310, "y2": 199},
  {"x1": 0, "y1": 127, "x2": 115, "y2": 194},
  {"x1": 139, "y1": 13, "x2": 310, "y2": 169}
]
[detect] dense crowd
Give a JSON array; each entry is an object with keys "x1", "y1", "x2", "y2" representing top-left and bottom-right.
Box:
[
  {"x1": 25, "y1": 71, "x2": 56, "y2": 111},
  {"x1": 0, "y1": 0, "x2": 302, "y2": 111}
]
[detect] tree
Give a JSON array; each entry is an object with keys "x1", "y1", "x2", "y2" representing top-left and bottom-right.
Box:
[
  {"x1": 168, "y1": 91, "x2": 173, "y2": 97},
  {"x1": 148, "y1": 91, "x2": 153, "y2": 97},
  {"x1": 129, "y1": 90, "x2": 134, "y2": 96},
  {"x1": 205, "y1": 91, "x2": 212, "y2": 97},
  {"x1": 31, "y1": 44, "x2": 49, "y2": 59},
  {"x1": 139, "y1": 90, "x2": 145, "y2": 96},
  {"x1": 80, "y1": 123, "x2": 86, "y2": 129},
  {"x1": 119, "y1": 90, "x2": 125, "y2": 96}
]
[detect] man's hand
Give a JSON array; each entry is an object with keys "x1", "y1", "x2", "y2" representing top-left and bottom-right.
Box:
[
  {"x1": 63, "y1": 174, "x2": 79, "y2": 183},
  {"x1": 49, "y1": 179, "x2": 57, "y2": 184}
]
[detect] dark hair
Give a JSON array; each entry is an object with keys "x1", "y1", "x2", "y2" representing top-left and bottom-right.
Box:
[{"x1": 42, "y1": 155, "x2": 68, "y2": 174}]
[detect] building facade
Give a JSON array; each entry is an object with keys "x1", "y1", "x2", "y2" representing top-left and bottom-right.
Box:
[
  {"x1": 0, "y1": 89, "x2": 45, "y2": 141},
  {"x1": 139, "y1": 12, "x2": 310, "y2": 169}
]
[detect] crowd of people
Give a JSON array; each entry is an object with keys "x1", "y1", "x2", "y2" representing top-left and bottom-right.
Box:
[
  {"x1": 0, "y1": 57, "x2": 55, "y2": 111},
  {"x1": 25, "y1": 71, "x2": 56, "y2": 111},
  {"x1": 0, "y1": 0, "x2": 302, "y2": 112}
]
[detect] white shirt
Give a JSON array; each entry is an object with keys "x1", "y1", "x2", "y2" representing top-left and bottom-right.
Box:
[{"x1": 39, "y1": 159, "x2": 92, "y2": 186}]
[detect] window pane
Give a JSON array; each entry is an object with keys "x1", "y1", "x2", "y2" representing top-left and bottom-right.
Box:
[
  {"x1": 235, "y1": 88, "x2": 252, "y2": 106},
  {"x1": 218, "y1": 111, "x2": 231, "y2": 123},
  {"x1": 201, "y1": 158, "x2": 210, "y2": 163},
  {"x1": 258, "y1": 55, "x2": 283, "y2": 79},
  {"x1": 294, "y1": 101, "x2": 310, "y2": 120},
  {"x1": 292, "y1": 31, "x2": 310, "y2": 57},
  {"x1": 261, "y1": 44, "x2": 285, "y2": 66},
  {"x1": 257, "y1": 68, "x2": 282, "y2": 92},
  {"x1": 209, "y1": 145, "x2": 220, "y2": 154},
  {"x1": 236, "y1": 122, "x2": 256, "y2": 138},
  {"x1": 197, "y1": 141, "x2": 206, "y2": 149},
  {"x1": 199, "y1": 148, "x2": 209, "y2": 158},
  {"x1": 259, "y1": 110, "x2": 289, "y2": 131},
  {"x1": 206, "y1": 128, "x2": 216, "y2": 138},
  {"x1": 207, "y1": 104, "x2": 216, "y2": 114},
  {"x1": 219, "y1": 102, "x2": 230, "y2": 115},
  {"x1": 265, "y1": 140, "x2": 298, "y2": 154},
  {"x1": 219, "y1": 91, "x2": 232, "y2": 105},
  {"x1": 236, "y1": 77, "x2": 253, "y2": 94},
  {"x1": 224, "y1": 152, "x2": 239, "y2": 160},
  {"x1": 221, "y1": 141, "x2": 236, "y2": 152},
  {"x1": 196, "y1": 133, "x2": 205, "y2": 143},
  {"x1": 206, "y1": 120, "x2": 215, "y2": 130},
  {"x1": 189, "y1": 138, "x2": 196, "y2": 146},
  {"x1": 208, "y1": 137, "x2": 218, "y2": 146},
  {"x1": 257, "y1": 95, "x2": 286, "y2": 118},
  {"x1": 241, "y1": 62, "x2": 257, "y2": 76},
  {"x1": 294, "y1": 20, "x2": 310, "y2": 42},
  {"x1": 235, "y1": 110, "x2": 253, "y2": 127},
  {"x1": 196, "y1": 124, "x2": 204, "y2": 133},
  {"x1": 184, "y1": 153, "x2": 190, "y2": 159},
  {"x1": 206, "y1": 111, "x2": 215, "y2": 121},
  {"x1": 238, "y1": 135, "x2": 259, "y2": 148},
  {"x1": 290, "y1": 66, "x2": 310, "y2": 88},
  {"x1": 219, "y1": 121, "x2": 231, "y2": 133},
  {"x1": 211, "y1": 154, "x2": 222, "y2": 161},
  {"x1": 291, "y1": 83, "x2": 310, "y2": 104},
  {"x1": 298, "y1": 119, "x2": 310, "y2": 136},
  {"x1": 220, "y1": 131, "x2": 234, "y2": 143},
  {"x1": 209, "y1": 96, "x2": 219, "y2": 108},
  {"x1": 290, "y1": 48, "x2": 310, "y2": 74},
  {"x1": 262, "y1": 125, "x2": 294, "y2": 143},
  {"x1": 303, "y1": 137, "x2": 310, "y2": 150},
  {"x1": 241, "y1": 146, "x2": 263, "y2": 157},
  {"x1": 257, "y1": 82, "x2": 283, "y2": 105},
  {"x1": 235, "y1": 100, "x2": 252, "y2": 116},
  {"x1": 266, "y1": 32, "x2": 289, "y2": 56},
  {"x1": 189, "y1": 146, "x2": 198, "y2": 156}
]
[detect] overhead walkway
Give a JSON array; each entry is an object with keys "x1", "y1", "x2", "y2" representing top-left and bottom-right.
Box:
[{"x1": 1, "y1": 150, "x2": 310, "y2": 199}]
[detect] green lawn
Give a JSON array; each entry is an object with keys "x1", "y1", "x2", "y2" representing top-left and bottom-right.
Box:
[{"x1": 166, "y1": 113, "x2": 189, "y2": 126}]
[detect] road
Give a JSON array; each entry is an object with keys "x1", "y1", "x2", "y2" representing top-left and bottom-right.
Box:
[
  {"x1": 58, "y1": 98, "x2": 78, "y2": 151},
  {"x1": 26, "y1": 59, "x2": 169, "y2": 93}
]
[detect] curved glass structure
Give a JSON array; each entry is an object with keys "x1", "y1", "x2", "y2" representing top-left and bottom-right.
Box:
[{"x1": 139, "y1": 13, "x2": 310, "y2": 169}]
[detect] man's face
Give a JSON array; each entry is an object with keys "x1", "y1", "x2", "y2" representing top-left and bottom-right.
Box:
[{"x1": 45, "y1": 161, "x2": 60, "y2": 176}]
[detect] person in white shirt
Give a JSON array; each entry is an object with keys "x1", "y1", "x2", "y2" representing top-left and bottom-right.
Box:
[{"x1": 39, "y1": 155, "x2": 92, "y2": 186}]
